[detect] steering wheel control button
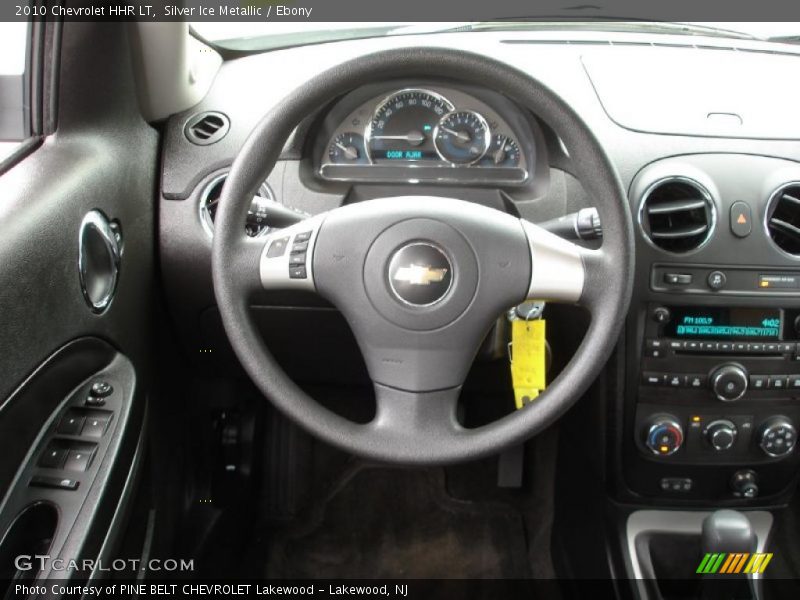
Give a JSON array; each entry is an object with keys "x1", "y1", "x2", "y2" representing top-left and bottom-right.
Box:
[
  {"x1": 291, "y1": 240, "x2": 309, "y2": 253},
  {"x1": 645, "y1": 415, "x2": 684, "y2": 456},
  {"x1": 759, "y1": 417, "x2": 797, "y2": 457},
  {"x1": 289, "y1": 253, "x2": 306, "y2": 266},
  {"x1": 388, "y1": 242, "x2": 453, "y2": 307},
  {"x1": 704, "y1": 419, "x2": 738, "y2": 451},
  {"x1": 730, "y1": 201, "x2": 752, "y2": 238},
  {"x1": 289, "y1": 266, "x2": 307, "y2": 279},
  {"x1": 266, "y1": 236, "x2": 289, "y2": 258},
  {"x1": 294, "y1": 231, "x2": 312, "y2": 243},
  {"x1": 90, "y1": 381, "x2": 113, "y2": 397},
  {"x1": 711, "y1": 364, "x2": 748, "y2": 401},
  {"x1": 57, "y1": 412, "x2": 86, "y2": 436},
  {"x1": 707, "y1": 270, "x2": 727, "y2": 291}
]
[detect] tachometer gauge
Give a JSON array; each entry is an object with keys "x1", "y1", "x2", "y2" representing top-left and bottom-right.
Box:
[
  {"x1": 328, "y1": 132, "x2": 368, "y2": 164},
  {"x1": 482, "y1": 134, "x2": 521, "y2": 168},
  {"x1": 367, "y1": 89, "x2": 453, "y2": 162},
  {"x1": 433, "y1": 110, "x2": 490, "y2": 165}
]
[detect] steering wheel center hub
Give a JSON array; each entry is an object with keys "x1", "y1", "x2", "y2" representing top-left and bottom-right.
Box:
[{"x1": 388, "y1": 242, "x2": 453, "y2": 307}]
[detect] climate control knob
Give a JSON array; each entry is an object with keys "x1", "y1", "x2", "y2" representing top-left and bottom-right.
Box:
[
  {"x1": 710, "y1": 364, "x2": 748, "y2": 402},
  {"x1": 704, "y1": 419, "x2": 738, "y2": 451},
  {"x1": 645, "y1": 415, "x2": 684, "y2": 456},
  {"x1": 758, "y1": 417, "x2": 797, "y2": 458}
]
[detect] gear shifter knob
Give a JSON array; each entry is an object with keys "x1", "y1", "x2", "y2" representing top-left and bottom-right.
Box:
[{"x1": 701, "y1": 509, "x2": 757, "y2": 554}]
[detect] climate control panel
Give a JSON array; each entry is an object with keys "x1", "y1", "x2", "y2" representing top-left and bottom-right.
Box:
[{"x1": 637, "y1": 410, "x2": 797, "y2": 462}]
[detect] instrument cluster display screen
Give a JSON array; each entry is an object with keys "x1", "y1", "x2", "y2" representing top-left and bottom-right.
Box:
[{"x1": 664, "y1": 307, "x2": 783, "y2": 340}]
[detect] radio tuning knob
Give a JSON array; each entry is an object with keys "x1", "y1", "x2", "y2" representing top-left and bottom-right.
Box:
[{"x1": 710, "y1": 364, "x2": 748, "y2": 402}]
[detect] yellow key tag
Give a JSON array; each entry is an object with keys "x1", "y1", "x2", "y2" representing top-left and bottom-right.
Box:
[{"x1": 510, "y1": 319, "x2": 546, "y2": 409}]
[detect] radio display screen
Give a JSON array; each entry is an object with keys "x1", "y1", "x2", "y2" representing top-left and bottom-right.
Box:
[{"x1": 664, "y1": 307, "x2": 783, "y2": 340}]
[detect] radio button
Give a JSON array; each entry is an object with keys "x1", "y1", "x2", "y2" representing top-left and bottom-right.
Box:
[
  {"x1": 701, "y1": 341, "x2": 719, "y2": 351},
  {"x1": 766, "y1": 343, "x2": 781, "y2": 353},
  {"x1": 666, "y1": 374, "x2": 686, "y2": 387},
  {"x1": 780, "y1": 343, "x2": 795, "y2": 353},
  {"x1": 642, "y1": 372, "x2": 665, "y2": 386},
  {"x1": 686, "y1": 341, "x2": 700, "y2": 351},
  {"x1": 750, "y1": 375, "x2": 768, "y2": 390},
  {"x1": 789, "y1": 376, "x2": 800, "y2": 389},
  {"x1": 669, "y1": 340, "x2": 685, "y2": 350},
  {"x1": 734, "y1": 342, "x2": 748, "y2": 352},
  {"x1": 749, "y1": 343, "x2": 765, "y2": 353},
  {"x1": 688, "y1": 374, "x2": 707, "y2": 388},
  {"x1": 719, "y1": 342, "x2": 733, "y2": 352},
  {"x1": 768, "y1": 376, "x2": 788, "y2": 390},
  {"x1": 645, "y1": 347, "x2": 665, "y2": 358},
  {"x1": 646, "y1": 339, "x2": 664, "y2": 349}
]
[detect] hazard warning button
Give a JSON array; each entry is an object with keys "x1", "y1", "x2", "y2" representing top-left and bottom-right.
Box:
[{"x1": 730, "y1": 201, "x2": 752, "y2": 238}]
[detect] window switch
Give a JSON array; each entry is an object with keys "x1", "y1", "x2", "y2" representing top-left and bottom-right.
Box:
[
  {"x1": 57, "y1": 413, "x2": 85, "y2": 436},
  {"x1": 64, "y1": 449, "x2": 93, "y2": 472},
  {"x1": 81, "y1": 415, "x2": 110, "y2": 439},
  {"x1": 38, "y1": 446, "x2": 68, "y2": 469}
]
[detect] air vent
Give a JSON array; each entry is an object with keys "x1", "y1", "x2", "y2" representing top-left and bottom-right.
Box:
[
  {"x1": 199, "y1": 174, "x2": 274, "y2": 238},
  {"x1": 184, "y1": 111, "x2": 230, "y2": 145},
  {"x1": 640, "y1": 178, "x2": 715, "y2": 253},
  {"x1": 766, "y1": 183, "x2": 800, "y2": 256}
]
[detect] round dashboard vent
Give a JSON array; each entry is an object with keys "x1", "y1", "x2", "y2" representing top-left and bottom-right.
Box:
[
  {"x1": 766, "y1": 183, "x2": 800, "y2": 257},
  {"x1": 639, "y1": 178, "x2": 715, "y2": 253},
  {"x1": 200, "y1": 174, "x2": 275, "y2": 238},
  {"x1": 185, "y1": 111, "x2": 230, "y2": 145}
]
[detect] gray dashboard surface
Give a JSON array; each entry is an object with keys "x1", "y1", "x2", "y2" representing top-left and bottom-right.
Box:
[
  {"x1": 582, "y1": 46, "x2": 800, "y2": 139},
  {"x1": 161, "y1": 30, "x2": 800, "y2": 201}
]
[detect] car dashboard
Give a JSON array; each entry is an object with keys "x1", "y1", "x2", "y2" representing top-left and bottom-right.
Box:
[{"x1": 158, "y1": 30, "x2": 800, "y2": 516}]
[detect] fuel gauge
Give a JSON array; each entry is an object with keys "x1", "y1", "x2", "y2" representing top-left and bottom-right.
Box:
[
  {"x1": 328, "y1": 132, "x2": 368, "y2": 164},
  {"x1": 483, "y1": 134, "x2": 521, "y2": 168}
]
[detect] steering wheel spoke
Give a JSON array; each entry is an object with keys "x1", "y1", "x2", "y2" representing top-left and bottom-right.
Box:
[
  {"x1": 370, "y1": 384, "x2": 463, "y2": 450},
  {"x1": 258, "y1": 214, "x2": 325, "y2": 292}
]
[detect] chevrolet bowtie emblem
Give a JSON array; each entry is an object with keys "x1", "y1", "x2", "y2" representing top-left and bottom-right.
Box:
[{"x1": 392, "y1": 264, "x2": 448, "y2": 286}]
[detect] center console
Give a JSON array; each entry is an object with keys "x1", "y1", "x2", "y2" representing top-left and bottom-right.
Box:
[
  {"x1": 620, "y1": 154, "x2": 800, "y2": 507},
  {"x1": 626, "y1": 302, "x2": 800, "y2": 503}
]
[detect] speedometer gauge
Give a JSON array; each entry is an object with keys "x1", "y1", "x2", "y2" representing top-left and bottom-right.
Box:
[
  {"x1": 366, "y1": 89, "x2": 453, "y2": 162},
  {"x1": 433, "y1": 110, "x2": 490, "y2": 165}
]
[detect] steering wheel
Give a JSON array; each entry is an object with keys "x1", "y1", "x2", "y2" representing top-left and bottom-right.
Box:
[{"x1": 212, "y1": 47, "x2": 633, "y2": 465}]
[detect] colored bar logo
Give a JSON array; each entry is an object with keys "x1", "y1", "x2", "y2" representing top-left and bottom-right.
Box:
[{"x1": 696, "y1": 553, "x2": 773, "y2": 574}]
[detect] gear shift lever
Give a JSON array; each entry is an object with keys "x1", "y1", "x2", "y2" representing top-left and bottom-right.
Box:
[
  {"x1": 700, "y1": 510, "x2": 757, "y2": 600},
  {"x1": 702, "y1": 510, "x2": 757, "y2": 554}
]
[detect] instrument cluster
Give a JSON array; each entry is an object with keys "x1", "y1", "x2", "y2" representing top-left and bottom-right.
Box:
[{"x1": 317, "y1": 85, "x2": 535, "y2": 186}]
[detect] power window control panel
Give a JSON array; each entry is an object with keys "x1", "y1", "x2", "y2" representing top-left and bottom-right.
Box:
[
  {"x1": 38, "y1": 441, "x2": 97, "y2": 472},
  {"x1": 56, "y1": 408, "x2": 112, "y2": 439}
]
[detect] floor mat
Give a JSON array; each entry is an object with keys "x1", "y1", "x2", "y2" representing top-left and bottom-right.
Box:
[{"x1": 263, "y1": 465, "x2": 533, "y2": 579}]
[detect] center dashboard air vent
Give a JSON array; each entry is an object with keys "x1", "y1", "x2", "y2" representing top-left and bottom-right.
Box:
[
  {"x1": 766, "y1": 183, "x2": 800, "y2": 257},
  {"x1": 639, "y1": 178, "x2": 715, "y2": 253}
]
